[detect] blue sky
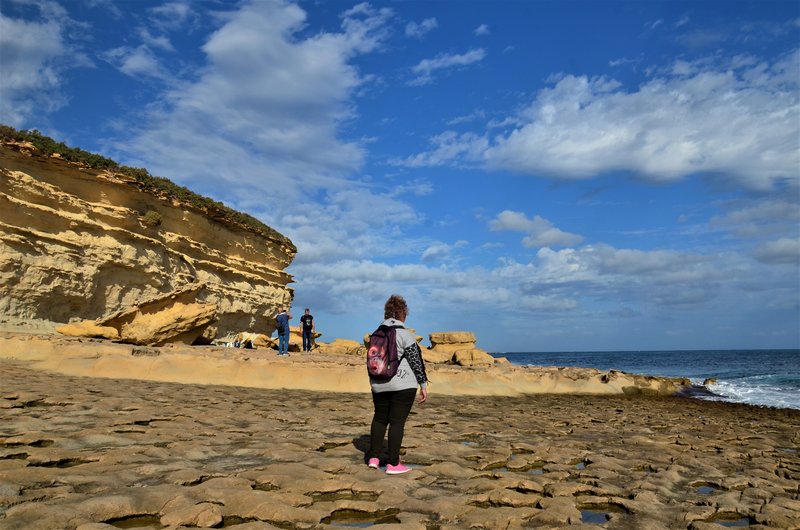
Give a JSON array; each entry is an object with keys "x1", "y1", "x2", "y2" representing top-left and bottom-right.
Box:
[{"x1": 1, "y1": 0, "x2": 798, "y2": 352}]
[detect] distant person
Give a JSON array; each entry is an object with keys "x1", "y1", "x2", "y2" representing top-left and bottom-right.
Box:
[
  {"x1": 275, "y1": 308, "x2": 292, "y2": 356},
  {"x1": 366, "y1": 294, "x2": 428, "y2": 475},
  {"x1": 300, "y1": 308, "x2": 315, "y2": 352}
]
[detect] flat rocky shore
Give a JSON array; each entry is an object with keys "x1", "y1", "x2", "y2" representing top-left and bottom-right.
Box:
[{"x1": 1, "y1": 360, "x2": 799, "y2": 530}]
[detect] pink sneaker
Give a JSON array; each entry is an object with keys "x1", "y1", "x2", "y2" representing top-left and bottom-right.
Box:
[
  {"x1": 367, "y1": 458, "x2": 380, "y2": 469},
  {"x1": 385, "y1": 463, "x2": 411, "y2": 475}
]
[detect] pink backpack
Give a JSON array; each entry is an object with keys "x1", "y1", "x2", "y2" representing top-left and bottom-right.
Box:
[{"x1": 366, "y1": 325, "x2": 402, "y2": 380}]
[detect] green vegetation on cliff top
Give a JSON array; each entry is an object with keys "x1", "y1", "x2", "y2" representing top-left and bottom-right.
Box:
[{"x1": 0, "y1": 124, "x2": 294, "y2": 250}]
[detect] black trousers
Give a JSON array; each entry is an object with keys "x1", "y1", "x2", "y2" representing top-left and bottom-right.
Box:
[{"x1": 368, "y1": 388, "x2": 417, "y2": 466}]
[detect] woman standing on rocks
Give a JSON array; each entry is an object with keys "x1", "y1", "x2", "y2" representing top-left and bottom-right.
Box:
[{"x1": 366, "y1": 294, "x2": 428, "y2": 475}]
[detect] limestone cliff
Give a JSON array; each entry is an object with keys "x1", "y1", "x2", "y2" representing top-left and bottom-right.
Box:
[{"x1": 0, "y1": 142, "x2": 296, "y2": 338}]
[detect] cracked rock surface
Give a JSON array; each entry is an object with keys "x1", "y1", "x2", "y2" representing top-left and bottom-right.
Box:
[{"x1": 1, "y1": 361, "x2": 798, "y2": 529}]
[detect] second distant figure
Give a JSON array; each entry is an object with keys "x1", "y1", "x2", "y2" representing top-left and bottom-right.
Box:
[
  {"x1": 300, "y1": 308, "x2": 315, "y2": 352},
  {"x1": 275, "y1": 308, "x2": 292, "y2": 356}
]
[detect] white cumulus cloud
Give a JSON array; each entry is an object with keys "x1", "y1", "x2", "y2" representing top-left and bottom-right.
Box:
[
  {"x1": 490, "y1": 210, "x2": 583, "y2": 248},
  {"x1": 0, "y1": 4, "x2": 89, "y2": 126},
  {"x1": 402, "y1": 51, "x2": 800, "y2": 191},
  {"x1": 120, "y1": 0, "x2": 393, "y2": 196},
  {"x1": 486, "y1": 57, "x2": 800, "y2": 189}
]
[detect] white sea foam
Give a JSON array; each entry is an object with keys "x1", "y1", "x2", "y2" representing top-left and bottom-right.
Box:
[{"x1": 703, "y1": 380, "x2": 800, "y2": 410}]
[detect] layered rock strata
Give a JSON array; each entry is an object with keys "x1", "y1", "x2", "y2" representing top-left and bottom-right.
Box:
[
  {"x1": 0, "y1": 144, "x2": 295, "y2": 337},
  {"x1": 428, "y1": 331, "x2": 496, "y2": 366}
]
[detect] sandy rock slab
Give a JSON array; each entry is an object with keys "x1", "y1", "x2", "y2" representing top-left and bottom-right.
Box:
[{"x1": 1, "y1": 361, "x2": 798, "y2": 530}]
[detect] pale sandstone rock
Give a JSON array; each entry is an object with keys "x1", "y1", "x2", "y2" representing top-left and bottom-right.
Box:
[
  {"x1": 111, "y1": 301, "x2": 216, "y2": 346},
  {"x1": 0, "y1": 146, "x2": 295, "y2": 338},
  {"x1": 421, "y1": 345, "x2": 453, "y2": 364},
  {"x1": 56, "y1": 321, "x2": 119, "y2": 340},
  {"x1": 427, "y1": 330, "x2": 490, "y2": 366},
  {"x1": 0, "y1": 332, "x2": 696, "y2": 396},
  {"x1": 532, "y1": 496, "x2": 582, "y2": 524},
  {"x1": 160, "y1": 502, "x2": 222, "y2": 527},
  {"x1": 453, "y1": 348, "x2": 495, "y2": 367},
  {"x1": 427, "y1": 342, "x2": 472, "y2": 355},
  {"x1": 429, "y1": 331, "x2": 476, "y2": 345},
  {"x1": 316, "y1": 338, "x2": 364, "y2": 356}
]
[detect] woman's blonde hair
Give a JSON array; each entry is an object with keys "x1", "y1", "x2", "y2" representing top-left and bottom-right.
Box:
[{"x1": 384, "y1": 294, "x2": 408, "y2": 320}]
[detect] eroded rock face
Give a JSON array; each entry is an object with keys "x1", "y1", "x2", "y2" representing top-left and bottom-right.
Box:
[
  {"x1": 428, "y1": 330, "x2": 495, "y2": 366},
  {"x1": 316, "y1": 338, "x2": 364, "y2": 356},
  {"x1": 430, "y1": 331, "x2": 476, "y2": 345},
  {"x1": 453, "y1": 348, "x2": 496, "y2": 367},
  {"x1": 0, "y1": 145, "x2": 295, "y2": 337}
]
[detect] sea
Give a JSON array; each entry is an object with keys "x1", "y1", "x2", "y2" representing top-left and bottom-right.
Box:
[{"x1": 492, "y1": 349, "x2": 800, "y2": 410}]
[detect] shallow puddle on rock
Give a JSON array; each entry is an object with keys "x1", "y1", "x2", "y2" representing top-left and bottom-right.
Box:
[
  {"x1": 718, "y1": 519, "x2": 750, "y2": 528},
  {"x1": 580, "y1": 502, "x2": 628, "y2": 525},
  {"x1": 321, "y1": 508, "x2": 400, "y2": 526},
  {"x1": 221, "y1": 516, "x2": 258, "y2": 527},
  {"x1": 581, "y1": 510, "x2": 609, "y2": 524},
  {"x1": 528, "y1": 467, "x2": 544, "y2": 475},
  {"x1": 696, "y1": 485, "x2": 716, "y2": 494},
  {"x1": 575, "y1": 462, "x2": 586, "y2": 470},
  {"x1": 107, "y1": 515, "x2": 162, "y2": 529},
  {"x1": 711, "y1": 513, "x2": 751, "y2": 527}
]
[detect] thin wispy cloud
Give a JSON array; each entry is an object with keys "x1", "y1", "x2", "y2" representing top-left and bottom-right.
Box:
[
  {"x1": 405, "y1": 17, "x2": 437, "y2": 38},
  {"x1": 409, "y1": 48, "x2": 486, "y2": 85},
  {"x1": 474, "y1": 23, "x2": 490, "y2": 36},
  {"x1": 101, "y1": 45, "x2": 172, "y2": 81},
  {"x1": 137, "y1": 27, "x2": 174, "y2": 52},
  {"x1": 148, "y1": 1, "x2": 195, "y2": 31}
]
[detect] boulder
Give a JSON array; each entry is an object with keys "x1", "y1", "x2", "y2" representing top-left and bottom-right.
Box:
[
  {"x1": 115, "y1": 302, "x2": 217, "y2": 346},
  {"x1": 316, "y1": 338, "x2": 364, "y2": 356},
  {"x1": 429, "y1": 331, "x2": 476, "y2": 346},
  {"x1": 428, "y1": 342, "x2": 475, "y2": 354},
  {"x1": 56, "y1": 321, "x2": 119, "y2": 340},
  {"x1": 453, "y1": 348, "x2": 495, "y2": 367},
  {"x1": 428, "y1": 330, "x2": 482, "y2": 364},
  {"x1": 422, "y1": 346, "x2": 454, "y2": 364},
  {"x1": 96, "y1": 283, "x2": 218, "y2": 346}
]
